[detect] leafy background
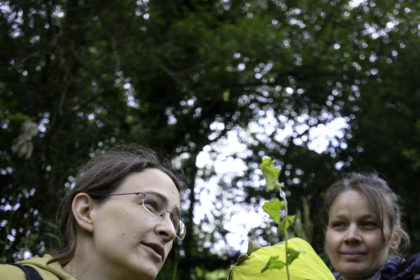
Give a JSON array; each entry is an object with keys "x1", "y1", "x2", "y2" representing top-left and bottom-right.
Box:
[{"x1": 1, "y1": 0, "x2": 419, "y2": 279}]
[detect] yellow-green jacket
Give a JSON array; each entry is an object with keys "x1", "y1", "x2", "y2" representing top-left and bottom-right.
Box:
[
  {"x1": 0, "y1": 255, "x2": 75, "y2": 280},
  {"x1": 228, "y1": 238, "x2": 335, "y2": 280}
]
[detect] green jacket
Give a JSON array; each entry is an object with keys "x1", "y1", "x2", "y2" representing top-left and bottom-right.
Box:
[{"x1": 0, "y1": 255, "x2": 75, "y2": 280}]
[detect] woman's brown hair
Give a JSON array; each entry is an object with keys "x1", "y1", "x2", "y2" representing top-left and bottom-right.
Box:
[{"x1": 49, "y1": 145, "x2": 183, "y2": 265}]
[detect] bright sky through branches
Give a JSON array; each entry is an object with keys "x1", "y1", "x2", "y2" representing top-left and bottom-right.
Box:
[{"x1": 195, "y1": 114, "x2": 348, "y2": 253}]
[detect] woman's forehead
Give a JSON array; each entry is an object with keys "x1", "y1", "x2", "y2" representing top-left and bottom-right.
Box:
[
  {"x1": 118, "y1": 169, "x2": 180, "y2": 202},
  {"x1": 330, "y1": 190, "x2": 372, "y2": 213}
]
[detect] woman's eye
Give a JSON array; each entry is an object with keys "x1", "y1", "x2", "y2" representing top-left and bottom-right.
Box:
[
  {"x1": 361, "y1": 221, "x2": 378, "y2": 229},
  {"x1": 331, "y1": 222, "x2": 346, "y2": 229},
  {"x1": 144, "y1": 199, "x2": 160, "y2": 211}
]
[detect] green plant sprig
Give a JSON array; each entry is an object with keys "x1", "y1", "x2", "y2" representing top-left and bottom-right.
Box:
[{"x1": 259, "y1": 157, "x2": 303, "y2": 279}]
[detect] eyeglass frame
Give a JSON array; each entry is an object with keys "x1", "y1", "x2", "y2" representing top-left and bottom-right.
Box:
[{"x1": 87, "y1": 191, "x2": 186, "y2": 240}]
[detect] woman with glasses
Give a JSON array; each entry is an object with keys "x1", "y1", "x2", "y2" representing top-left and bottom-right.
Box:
[{"x1": 1, "y1": 145, "x2": 186, "y2": 280}]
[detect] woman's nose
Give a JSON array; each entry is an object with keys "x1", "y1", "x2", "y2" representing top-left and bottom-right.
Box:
[
  {"x1": 156, "y1": 213, "x2": 177, "y2": 241},
  {"x1": 344, "y1": 225, "x2": 362, "y2": 244}
]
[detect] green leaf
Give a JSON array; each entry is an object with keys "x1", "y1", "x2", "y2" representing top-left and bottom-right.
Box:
[
  {"x1": 262, "y1": 198, "x2": 285, "y2": 225},
  {"x1": 259, "y1": 157, "x2": 280, "y2": 191},
  {"x1": 261, "y1": 256, "x2": 286, "y2": 273},
  {"x1": 235, "y1": 254, "x2": 249, "y2": 266},
  {"x1": 247, "y1": 240, "x2": 261, "y2": 255},
  {"x1": 233, "y1": 240, "x2": 261, "y2": 266},
  {"x1": 286, "y1": 247, "x2": 304, "y2": 265},
  {"x1": 279, "y1": 215, "x2": 296, "y2": 232}
]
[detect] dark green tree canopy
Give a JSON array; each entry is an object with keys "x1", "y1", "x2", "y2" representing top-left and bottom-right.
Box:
[{"x1": 1, "y1": 0, "x2": 419, "y2": 279}]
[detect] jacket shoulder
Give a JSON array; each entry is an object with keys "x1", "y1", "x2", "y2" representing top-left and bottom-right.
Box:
[{"x1": 0, "y1": 264, "x2": 27, "y2": 280}]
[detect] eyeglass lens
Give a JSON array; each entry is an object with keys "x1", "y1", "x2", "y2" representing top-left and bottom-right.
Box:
[{"x1": 141, "y1": 193, "x2": 186, "y2": 239}]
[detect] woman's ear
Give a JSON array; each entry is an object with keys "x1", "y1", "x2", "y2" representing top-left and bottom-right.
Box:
[
  {"x1": 390, "y1": 226, "x2": 403, "y2": 250},
  {"x1": 72, "y1": 193, "x2": 96, "y2": 233}
]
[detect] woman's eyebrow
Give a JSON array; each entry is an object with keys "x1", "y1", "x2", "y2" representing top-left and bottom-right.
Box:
[
  {"x1": 331, "y1": 213, "x2": 377, "y2": 220},
  {"x1": 359, "y1": 214, "x2": 378, "y2": 220},
  {"x1": 331, "y1": 214, "x2": 347, "y2": 220}
]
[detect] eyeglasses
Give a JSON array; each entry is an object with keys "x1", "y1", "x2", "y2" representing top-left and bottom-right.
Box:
[{"x1": 89, "y1": 191, "x2": 186, "y2": 240}]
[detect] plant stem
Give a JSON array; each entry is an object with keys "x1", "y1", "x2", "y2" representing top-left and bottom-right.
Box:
[
  {"x1": 171, "y1": 255, "x2": 178, "y2": 280},
  {"x1": 279, "y1": 186, "x2": 290, "y2": 280},
  {"x1": 284, "y1": 201, "x2": 290, "y2": 280}
]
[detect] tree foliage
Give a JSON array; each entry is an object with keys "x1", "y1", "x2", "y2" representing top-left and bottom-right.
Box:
[{"x1": 1, "y1": 0, "x2": 419, "y2": 279}]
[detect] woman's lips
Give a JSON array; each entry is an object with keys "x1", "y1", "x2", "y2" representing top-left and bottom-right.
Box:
[
  {"x1": 142, "y1": 242, "x2": 164, "y2": 262},
  {"x1": 341, "y1": 251, "x2": 367, "y2": 260}
]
